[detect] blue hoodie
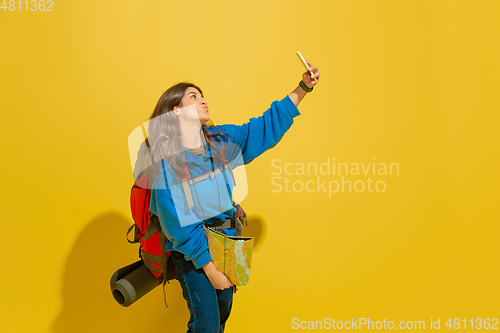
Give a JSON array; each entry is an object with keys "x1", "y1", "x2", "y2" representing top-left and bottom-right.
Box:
[{"x1": 147, "y1": 95, "x2": 300, "y2": 269}]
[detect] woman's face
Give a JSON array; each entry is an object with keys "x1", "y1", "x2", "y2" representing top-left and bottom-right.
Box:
[{"x1": 175, "y1": 87, "x2": 209, "y2": 125}]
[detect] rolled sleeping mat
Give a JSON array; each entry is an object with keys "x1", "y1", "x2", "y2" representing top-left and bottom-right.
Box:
[{"x1": 110, "y1": 260, "x2": 160, "y2": 307}]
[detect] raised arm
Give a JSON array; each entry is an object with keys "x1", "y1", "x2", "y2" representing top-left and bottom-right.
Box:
[
  {"x1": 216, "y1": 95, "x2": 300, "y2": 165},
  {"x1": 288, "y1": 61, "x2": 320, "y2": 107},
  {"x1": 216, "y1": 62, "x2": 320, "y2": 165}
]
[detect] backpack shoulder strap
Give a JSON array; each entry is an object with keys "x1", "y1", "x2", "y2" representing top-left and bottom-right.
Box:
[{"x1": 160, "y1": 231, "x2": 169, "y2": 285}]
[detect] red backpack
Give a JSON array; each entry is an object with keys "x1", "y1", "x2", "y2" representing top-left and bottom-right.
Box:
[{"x1": 127, "y1": 174, "x2": 176, "y2": 283}]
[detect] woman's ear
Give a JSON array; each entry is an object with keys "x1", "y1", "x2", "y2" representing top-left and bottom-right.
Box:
[{"x1": 173, "y1": 108, "x2": 181, "y2": 118}]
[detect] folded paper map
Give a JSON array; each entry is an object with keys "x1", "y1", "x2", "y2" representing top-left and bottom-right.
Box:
[{"x1": 205, "y1": 227, "x2": 255, "y2": 286}]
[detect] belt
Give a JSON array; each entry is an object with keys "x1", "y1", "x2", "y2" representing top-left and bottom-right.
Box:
[
  {"x1": 209, "y1": 216, "x2": 239, "y2": 230},
  {"x1": 207, "y1": 215, "x2": 245, "y2": 236}
]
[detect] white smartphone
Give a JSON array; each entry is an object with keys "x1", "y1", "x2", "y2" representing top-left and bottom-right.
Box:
[{"x1": 296, "y1": 51, "x2": 313, "y2": 76}]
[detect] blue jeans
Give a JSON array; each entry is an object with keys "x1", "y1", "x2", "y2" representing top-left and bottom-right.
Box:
[{"x1": 171, "y1": 251, "x2": 236, "y2": 333}]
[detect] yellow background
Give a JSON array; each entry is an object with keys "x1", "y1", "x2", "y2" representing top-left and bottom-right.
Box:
[{"x1": 1, "y1": 0, "x2": 499, "y2": 332}]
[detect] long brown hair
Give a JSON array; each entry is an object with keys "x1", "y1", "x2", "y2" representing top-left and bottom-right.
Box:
[{"x1": 145, "y1": 82, "x2": 231, "y2": 182}]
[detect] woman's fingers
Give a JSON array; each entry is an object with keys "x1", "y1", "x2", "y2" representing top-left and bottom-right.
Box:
[
  {"x1": 309, "y1": 65, "x2": 320, "y2": 80},
  {"x1": 304, "y1": 62, "x2": 319, "y2": 79},
  {"x1": 302, "y1": 64, "x2": 320, "y2": 88},
  {"x1": 212, "y1": 271, "x2": 233, "y2": 290}
]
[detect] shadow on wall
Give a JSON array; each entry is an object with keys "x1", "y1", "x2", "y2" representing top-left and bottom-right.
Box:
[
  {"x1": 242, "y1": 214, "x2": 267, "y2": 253},
  {"x1": 52, "y1": 212, "x2": 188, "y2": 333}
]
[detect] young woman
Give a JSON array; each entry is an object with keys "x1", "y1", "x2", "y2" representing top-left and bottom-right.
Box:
[{"x1": 142, "y1": 62, "x2": 320, "y2": 333}]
